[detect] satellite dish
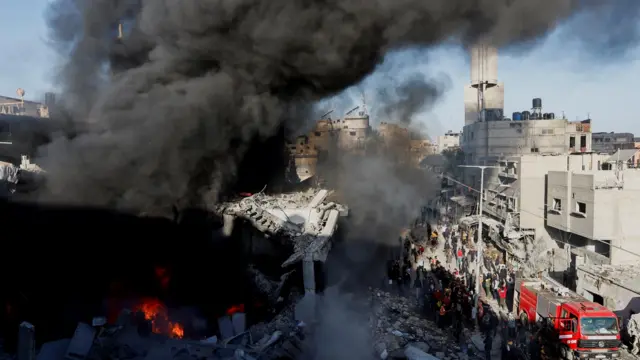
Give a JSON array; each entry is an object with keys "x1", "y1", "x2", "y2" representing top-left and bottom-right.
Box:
[{"x1": 16, "y1": 88, "x2": 25, "y2": 98}]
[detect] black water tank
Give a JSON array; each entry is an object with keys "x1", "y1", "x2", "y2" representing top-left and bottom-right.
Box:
[
  {"x1": 533, "y1": 98, "x2": 542, "y2": 109},
  {"x1": 522, "y1": 111, "x2": 530, "y2": 120},
  {"x1": 549, "y1": 112, "x2": 555, "y2": 119},
  {"x1": 542, "y1": 113, "x2": 549, "y2": 119},
  {"x1": 531, "y1": 113, "x2": 539, "y2": 120}
]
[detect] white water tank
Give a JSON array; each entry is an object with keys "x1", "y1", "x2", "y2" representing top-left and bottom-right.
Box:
[{"x1": 470, "y1": 44, "x2": 498, "y2": 86}]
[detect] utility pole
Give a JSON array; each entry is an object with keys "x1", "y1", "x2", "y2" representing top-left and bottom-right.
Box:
[{"x1": 459, "y1": 165, "x2": 499, "y2": 302}]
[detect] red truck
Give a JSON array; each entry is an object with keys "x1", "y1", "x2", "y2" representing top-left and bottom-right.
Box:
[{"x1": 514, "y1": 275, "x2": 621, "y2": 360}]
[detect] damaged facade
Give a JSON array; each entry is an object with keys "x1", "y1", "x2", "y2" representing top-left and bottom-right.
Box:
[
  {"x1": 575, "y1": 263, "x2": 640, "y2": 323},
  {"x1": 286, "y1": 108, "x2": 433, "y2": 182}
]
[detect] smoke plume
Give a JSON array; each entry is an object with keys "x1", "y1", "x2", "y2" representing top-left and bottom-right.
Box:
[
  {"x1": 39, "y1": 0, "x2": 626, "y2": 213},
  {"x1": 375, "y1": 72, "x2": 447, "y2": 125},
  {"x1": 36, "y1": 0, "x2": 640, "y2": 357}
]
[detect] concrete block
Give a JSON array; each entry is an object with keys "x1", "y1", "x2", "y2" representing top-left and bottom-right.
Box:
[
  {"x1": 231, "y1": 312, "x2": 246, "y2": 335},
  {"x1": 217, "y1": 316, "x2": 234, "y2": 340},
  {"x1": 65, "y1": 323, "x2": 96, "y2": 360},
  {"x1": 37, "y1": 339, "x2": 70, "y2": 360},
  {"x1": 18, "y1": 321, "x2": 36, "y2": 360}
]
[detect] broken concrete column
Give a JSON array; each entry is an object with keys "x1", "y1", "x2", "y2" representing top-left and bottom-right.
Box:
[
  {"x1": 223, "y1": 214, "x2": 235, "y2": 236},
  {"x1": 297, "y1": 253, "x2": 319, "y2": 325},
  {"x1": 217, "y1": 316, "x2": 235, "y2": 340},
  {"x1": 18, "y1": 321, "x2": 35, "y2": 360},
  {"x1": 302, "y1": 258, "x2": 316, "y2": 294}
]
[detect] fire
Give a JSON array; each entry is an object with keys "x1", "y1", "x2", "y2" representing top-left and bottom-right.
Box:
[
  {"x1": 226, "y1": 304, "x2": 245, "y2": 316},
  {"x1": 136, "y1": 297, "x2": 184, "y2": 339}
]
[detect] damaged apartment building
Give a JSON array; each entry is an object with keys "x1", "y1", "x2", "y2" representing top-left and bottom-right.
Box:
[
  {"x1": 286, "y1": 104, "x2": 433, "y2": 182},
  {"x1": 546, "y1": 151, "x2": 640, "y2": 318},
  {"x1": 443, "y1": 43, "x2": 640, "y2": 321},
  {"x1": 459, "y1": 95, "x2": 600, "y2": 263}
]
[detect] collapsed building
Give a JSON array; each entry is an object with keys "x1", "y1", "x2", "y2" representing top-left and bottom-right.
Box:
[
  {"x1": 1, "y1": 188, "x2": 348, "y2": 360},
  {"x1": 215, "y1": 189, "x2": 348, "y2": 297}
]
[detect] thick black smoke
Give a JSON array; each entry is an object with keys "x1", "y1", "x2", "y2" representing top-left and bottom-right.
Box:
[
  {"x1": 40, "y1": 0, "x2": 626, "y2": 213},
  {"x1": 375, "y1": 72, "x2": 448, "y2": 125}
]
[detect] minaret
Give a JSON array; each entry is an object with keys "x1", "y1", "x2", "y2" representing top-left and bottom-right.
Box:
[{"x1": 464, "y1": 44, "x2": 504, "y2": 125}]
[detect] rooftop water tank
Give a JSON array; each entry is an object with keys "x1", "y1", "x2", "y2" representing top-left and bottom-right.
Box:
[
  {"x1": 549, "y1": 112, "x2": 555, "y2": 119},
  {"x1": 531, "y1": 113, "x2": 539, "y2": 120},
  {"x1": 512, "y1": 112, "x2": 522, "y2": 121},
  {"x1": 522, "y1": 111, "x2": 530, "y2": 120},
  {"x1": 533, "y1": 98, "x2": 542, "y2": 109}
]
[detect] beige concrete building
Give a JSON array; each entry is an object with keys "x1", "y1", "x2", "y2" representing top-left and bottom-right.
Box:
[
  {"x1": 459, "y1": 115, "x2": 597, "y2": 250},
  {"x1": 0, "y1": 93, "x2": 51, "y2": 118},
  {"x1": 291, "y1": 135, "x2": 319, "y2": 181},
  {"x1": 473, "y1": 153, "x2": 608, "y2": 258},
  {"x1": 336, "y1": 114, "x2": 370, "y2": 151},
  {"x1": 378, "y1": 122, "x2": 410, "y2": 147},
  {"x1": 409, "y1": 139, "x2": 433, "y2": 167},
  {"x1": 462, "y1": 118, "x2": 592, "y2": 164},
  {"x1": 436, "y1": 131, "x2": 461, "y2": 153},
  {"x1": 547, "y1": 167, "x2": 640, "y2": 265}
]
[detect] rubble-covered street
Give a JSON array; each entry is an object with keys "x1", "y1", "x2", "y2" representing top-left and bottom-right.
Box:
[{"x1": 369, "y1": 289, "x2": 479, "y2": 360}]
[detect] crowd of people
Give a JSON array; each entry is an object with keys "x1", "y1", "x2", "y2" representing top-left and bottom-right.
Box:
[{"x1": 384, "y1": 218, "x2": 535, "y2": 360}]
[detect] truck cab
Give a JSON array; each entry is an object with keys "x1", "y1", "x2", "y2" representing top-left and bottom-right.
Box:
[
  {"x1": 516, "y1": 277, "x2": 621, "y2": 360},
  {"x1": 555, "y1": 303, "x2": 621, "y2": 359}
]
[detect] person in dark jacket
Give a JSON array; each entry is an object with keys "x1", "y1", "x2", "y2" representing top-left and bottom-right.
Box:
[
  {"x1": 501, "y1": 339, "x2": 518, "y2": 360},
  {"x1": 386, "y1": 260, "x2": 394, "y2": 286},
  {"x1": 529, "y1": 335, "x2": 541, "y2": 360},
  {"x1": 484, "y1": 335, "x2": 493, "y2": 360}
]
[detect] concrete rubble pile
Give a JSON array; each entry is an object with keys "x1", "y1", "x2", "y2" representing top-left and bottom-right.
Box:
[
  {"x1": 368, "y1": 289, "x2": 476, "y2": 360},
  {"x1": 26, "y1": 307, "x2": 307, "y2": 360},
  {"x1": 214, "y1": 189, "x2": 348, "y2": 267}
]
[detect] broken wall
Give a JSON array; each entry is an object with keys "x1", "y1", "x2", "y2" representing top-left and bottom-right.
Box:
[{"x1": 576, "y1": 267, "x2": 640, "y2": 323}]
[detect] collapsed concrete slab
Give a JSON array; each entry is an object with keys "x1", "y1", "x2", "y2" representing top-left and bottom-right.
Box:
[{"x1": 215, "y1": 188, "x2": 347, "y2": 290}]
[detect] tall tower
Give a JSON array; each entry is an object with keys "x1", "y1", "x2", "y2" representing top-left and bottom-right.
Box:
[{"x1": 464, "y1": 44, "x2": 504, "y2": 125}]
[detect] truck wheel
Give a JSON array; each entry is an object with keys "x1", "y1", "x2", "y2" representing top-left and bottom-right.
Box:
[{"x1": 561, "y1": 346, "x2": 574, "y2": 360}]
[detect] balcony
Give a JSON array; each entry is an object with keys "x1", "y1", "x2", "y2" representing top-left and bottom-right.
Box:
[{"x1": 498, "y1": 169, "x2": 518, "y2": 179}]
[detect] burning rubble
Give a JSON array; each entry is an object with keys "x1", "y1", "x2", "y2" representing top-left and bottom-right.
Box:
[
  {"x1": 3, "y1": 188, "x2": 350, "y2": 360},
  {"x1": 135, "y1": 298, "x2": 184, "y2": 339}
]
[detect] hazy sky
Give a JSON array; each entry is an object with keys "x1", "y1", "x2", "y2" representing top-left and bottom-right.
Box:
[{"x1": 2, "y1": 1, "x2": 639, "y2": 137}]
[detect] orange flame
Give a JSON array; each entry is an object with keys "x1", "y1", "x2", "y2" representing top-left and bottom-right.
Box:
[
  {"x1": 136, "y1": 298, "x2": 184, "y2": 339},
  {"x1": 226, "y1": 304, "x2": 245, "y2": 316}
]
